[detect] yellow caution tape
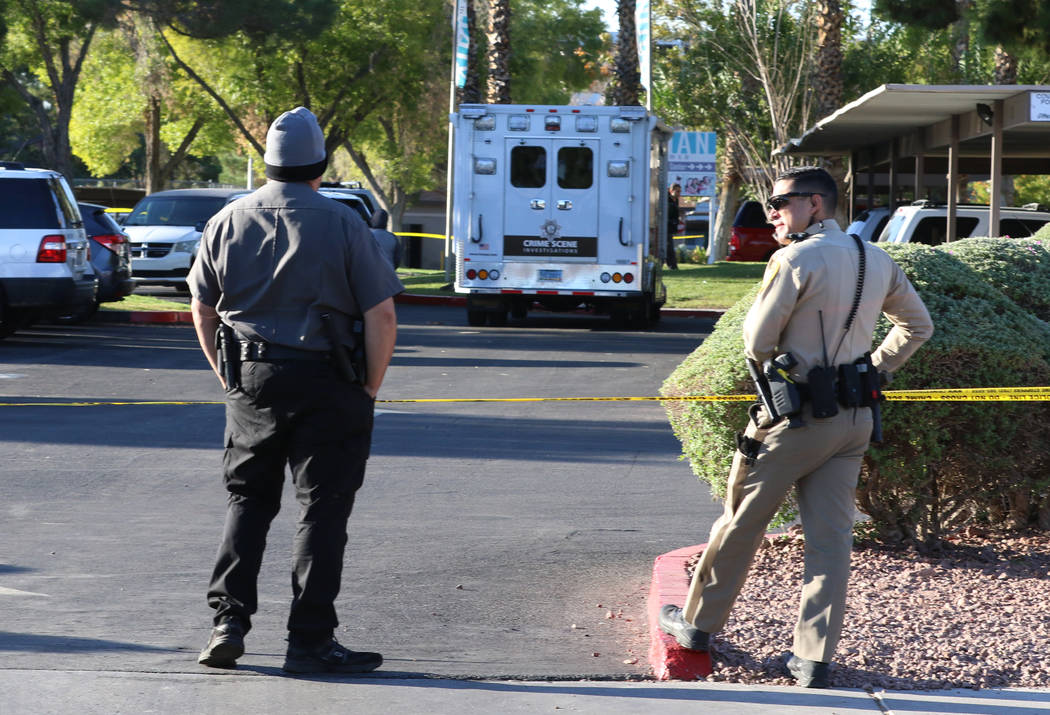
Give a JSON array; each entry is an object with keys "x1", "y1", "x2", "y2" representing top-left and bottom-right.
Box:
[
  {"x1": 394, "y1": 232, "x2": 447, "y2": 240},
  {"x1": 1, "y1": 386, "x2": 1048, "y2": 407}
]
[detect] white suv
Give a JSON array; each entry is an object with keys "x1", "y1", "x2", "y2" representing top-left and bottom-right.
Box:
[
  {"x1": 877, "y1": 201, "x2": 1050, "y2": 245},
  {"x1": 124, "y1": 188, "x2": 244, "y2": 288},
  {"x1": 0, "y1": 162, "x2": 96, "y2": 337}
]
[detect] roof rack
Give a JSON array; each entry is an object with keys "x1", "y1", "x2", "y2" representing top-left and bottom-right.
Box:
[
  {"x1": 907, "y1": 199, "x2": 1049, "y2": 211},
  {"x1": 0, "y1": 161, "x2": 26, "y2": 170}
]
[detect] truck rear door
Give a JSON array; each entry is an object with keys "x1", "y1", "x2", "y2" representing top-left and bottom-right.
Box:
[{"x1": 503, "y1": 138, "x2": 599, "y2": 262}]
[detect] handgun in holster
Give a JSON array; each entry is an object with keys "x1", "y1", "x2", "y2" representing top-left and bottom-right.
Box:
[
  {"x1": 856, "y1": 353, "x2": 884, "y2": 444},
  {"x1": 320, "y1": 312, "x2": 366, "y2": 386},
  {"x1": 216, "y1": 322, "x2": 240, "y2": 391},
  {"x1": 747, "y1": 353, "x2": 804, "y2": 428}
]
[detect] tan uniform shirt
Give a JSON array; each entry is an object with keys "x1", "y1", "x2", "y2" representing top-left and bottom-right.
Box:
[
  {"x1": 188, "y1": 181, "x2": 403, "y2": 352},
  {"x1": 742, "y1": 219, "x2": 933, "y2": 379}
]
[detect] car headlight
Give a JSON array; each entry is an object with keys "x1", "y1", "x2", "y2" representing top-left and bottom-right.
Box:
[{"x1": 173, "y1": 239, "x2": 199, "y2": 254}]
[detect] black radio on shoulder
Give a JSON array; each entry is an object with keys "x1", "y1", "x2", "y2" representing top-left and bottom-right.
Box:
[{"x1": 787, "y1": 232, "x2": 809, "y2": 241}]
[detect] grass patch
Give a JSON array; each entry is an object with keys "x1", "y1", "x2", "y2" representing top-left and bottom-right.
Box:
[
  {"x1": 100, "y1": 294, "x2": 190, "y2": 312},
  {"x1": 393, "y1": 264, "x2": 764, "y2": 309},
  {"x1": 397, "y1": 269, "x2": 452, "y2": 294},
  {"x1": 661, "y1": 262, "x2": 766, "y2": 309}
]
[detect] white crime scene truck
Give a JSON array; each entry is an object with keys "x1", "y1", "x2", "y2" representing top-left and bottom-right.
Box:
[{"x1": 451, "y1": 104, "x2": 672, "y2": 327}]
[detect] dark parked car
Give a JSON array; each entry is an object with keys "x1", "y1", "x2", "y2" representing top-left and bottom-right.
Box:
[
  {"x1": 727, "y1": 200, "x2": 779, "y2": 262},
  {"x1": 55, "y1": 204, "x2": 135, "y2": 323},
  {"x1": 80, "y1": 203, "x2": 134, "y2": 302}
]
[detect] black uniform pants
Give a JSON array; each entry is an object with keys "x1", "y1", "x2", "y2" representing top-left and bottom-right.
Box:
[{"x1": 206, "y1": 359, "x2": 374, "y2": 644}]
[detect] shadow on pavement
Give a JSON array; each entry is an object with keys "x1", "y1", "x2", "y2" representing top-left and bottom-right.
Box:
[{"x1": 0, "y1": 631, "x2": 176, "y2": 654}]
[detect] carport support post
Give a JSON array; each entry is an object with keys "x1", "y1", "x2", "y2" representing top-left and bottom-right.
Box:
[
  {"x1": 989, "y1": 99, "x2": 1004, "y2": 238},
  {"x1": 947, "y1": 114, "x2": 959, "y2": 243},
  {"x1": 914, "y1": 153, "x2": 925, "y2": 202},
  {"x1": 888, "y1": 138, "x2": 899, "y2": 213}
]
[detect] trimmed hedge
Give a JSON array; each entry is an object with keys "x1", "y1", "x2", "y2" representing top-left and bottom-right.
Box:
[{"x1": 661, "y1": 237, "x2": 1050, "y2": 545}]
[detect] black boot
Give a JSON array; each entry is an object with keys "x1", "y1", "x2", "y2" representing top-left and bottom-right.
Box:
[
  {"x1": 282, "y1": 637, "x2": 383, "y2": 675},
  {"x1": 787, "y1": 653, "x2": 830, "y2": 688},
  {"x1": 198, "y1": 617, "x2": 246, "y2": 668},
  {"x1": 657, "y1": 604, "x2": 710, "y2": 651}
]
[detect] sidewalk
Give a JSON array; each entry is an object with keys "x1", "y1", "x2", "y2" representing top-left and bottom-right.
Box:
[{"x1": 2, "y1": 670, "x2": 1048, "y2": 714}]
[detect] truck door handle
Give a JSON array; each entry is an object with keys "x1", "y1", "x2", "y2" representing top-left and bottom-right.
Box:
[
  {"x1": 530, "y1": 199, "x2": 546, "y2": 210},
  {"x1": 557, "y1": 200, "x2": 572, "y2": 210},
  {"x1": 472, "y1": 214, "x2": 483, "y2": 243},
  {"x1": 618, "y1": 217, "x2": 629, "y2": 246}
]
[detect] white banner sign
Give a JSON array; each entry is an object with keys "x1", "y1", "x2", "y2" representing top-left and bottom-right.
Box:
[
  {"x1": 636, "y1": 0, "x2": 651, "y2": 96},
  {"x1": 453, "y1": 0, "x2": 470, "y2": 89},
  {"x1": 669, "y1": 131, "x2": 717, "y2": 198}
]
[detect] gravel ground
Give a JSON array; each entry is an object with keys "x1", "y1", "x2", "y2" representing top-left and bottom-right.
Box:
[{"x1": 685, "y1": 527, "x2": 1050, "y2": 690}]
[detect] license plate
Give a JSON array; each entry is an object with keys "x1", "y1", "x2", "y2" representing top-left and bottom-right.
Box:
[{"x1": 538, "y1": 269, "x2": 563, "y2": 282}]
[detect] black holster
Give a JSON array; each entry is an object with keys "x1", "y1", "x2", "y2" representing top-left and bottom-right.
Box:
[
  {"x1": 320, "y1": 312, "x2": 366, "y2": 386},
  {"x1": 216, "y1": 323, "x2": 240, "y2": 391}
]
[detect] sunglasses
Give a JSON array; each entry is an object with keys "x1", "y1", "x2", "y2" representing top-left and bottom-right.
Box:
[{"x1": 765, "y1": 192, "x2": 824, "y2": 212}]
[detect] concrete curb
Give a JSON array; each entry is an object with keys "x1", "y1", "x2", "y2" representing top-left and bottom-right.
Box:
[
  {"x1": 95, "y1": 294, "x2": 726, "y2": 324},
  {"x1": 647, "y1": 544, "x2": 713, "y2": 680}
]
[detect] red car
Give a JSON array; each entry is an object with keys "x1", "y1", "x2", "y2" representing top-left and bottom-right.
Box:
[{"x1": 727, "y1": 200, "x2": 779, "y2": 261}]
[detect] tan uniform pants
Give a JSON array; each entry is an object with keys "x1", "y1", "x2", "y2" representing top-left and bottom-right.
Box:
[{"x1": 682, "y1": 403, "x2": 872, "y2": 663}]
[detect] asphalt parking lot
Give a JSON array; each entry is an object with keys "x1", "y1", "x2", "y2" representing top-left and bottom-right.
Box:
[{"x1": 1, "y1": 304, "x2": 720, "y2": 678}]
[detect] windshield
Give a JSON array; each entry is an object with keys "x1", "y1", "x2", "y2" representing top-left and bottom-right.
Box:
[{"x1": 125, "y1": 196, "x2": 227, "y2": 227}]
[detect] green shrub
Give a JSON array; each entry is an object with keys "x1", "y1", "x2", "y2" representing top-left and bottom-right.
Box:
[
  {"x1": 677, "y1": 245, "x2": 709, "y2": 265},
  {"x1": 661, "y1": 239, "x2": 1050, "y2": 545}
]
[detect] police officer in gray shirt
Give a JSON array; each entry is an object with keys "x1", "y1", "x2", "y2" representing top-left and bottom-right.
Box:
[{"x1": 190, "y1": 107, "x2": 402, "y2": 674}]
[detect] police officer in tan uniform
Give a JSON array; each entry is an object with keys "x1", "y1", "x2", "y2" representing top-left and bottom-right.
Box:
[
  {"x1": 190, "y1": 107, "x2": 402, "y2": 674},
  {"x1": 659, "y1": 166, "x2": 933, "y2": 687}
]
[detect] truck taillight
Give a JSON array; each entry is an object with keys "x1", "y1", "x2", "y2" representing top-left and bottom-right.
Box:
[
  {"x1": 37, "y1": 235, "x2": 67, "y2": 263},
  {"x1": 623, "y1": 272, "x2": 634, "y2": 284},
  {"x1": 466, "y1": 269, "x2": 477, "y2": 279}
]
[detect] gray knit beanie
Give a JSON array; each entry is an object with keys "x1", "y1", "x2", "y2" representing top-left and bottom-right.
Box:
[{"x1": 263, "y1": 106, "x2": 328, "y2": 182}]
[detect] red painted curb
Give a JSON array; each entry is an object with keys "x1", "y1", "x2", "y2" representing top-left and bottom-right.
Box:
[
  {"x1": 648, "y1": 544, "x2": 713, "y2": 680},
  {"x1": 128, "y1": 310, "x2": 193, "y2": 324}
]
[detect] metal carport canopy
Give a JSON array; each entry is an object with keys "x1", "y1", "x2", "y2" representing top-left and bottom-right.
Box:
[{"x1": 776, "y1": 84, "x2": 1050, "y2": 240}]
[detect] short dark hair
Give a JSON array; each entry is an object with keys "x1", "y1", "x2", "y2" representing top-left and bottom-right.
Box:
[{"x1": 775, "y1": 166, "x2": 837, "y2": 213}]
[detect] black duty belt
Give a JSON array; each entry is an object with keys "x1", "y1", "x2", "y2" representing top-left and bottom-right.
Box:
[{"x1": 238, "y1": 340, "x2": 329, "y2": 362}]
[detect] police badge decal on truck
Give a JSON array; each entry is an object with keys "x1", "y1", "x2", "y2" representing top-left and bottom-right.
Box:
[{"x1": 452, "y1": 104, "x2": 671, "y2": 328}]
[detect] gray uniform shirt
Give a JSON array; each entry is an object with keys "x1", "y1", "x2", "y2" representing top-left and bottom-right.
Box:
[
  {"x1": 188, "y1": 181, "x2": 403, "y2": 352},
  {"x1": 743, "y1": 219, "x2": 933, "y2": 379}
]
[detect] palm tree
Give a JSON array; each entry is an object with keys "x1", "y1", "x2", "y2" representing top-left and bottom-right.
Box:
[
  {"x1": 609, "y1": 0, "x2": 641, "y2": 106},
  {"x1": 486, "y1": 0, "x2": 511, "y2": 103},
  {"x1": 813, "y1": 0, "x2": 844, "y2": 121}
]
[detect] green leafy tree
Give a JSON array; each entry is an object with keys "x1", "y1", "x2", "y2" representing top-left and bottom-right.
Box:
[
  {"x1": 508, "y1": 0, "x2": 605, "y2": 105},
  {"x1": 0, "y1": 0, "x2": 121, "y2": 179},
  {"x1": 154, "y1": 0, "x2": 448, "y2": 226},
  {"x1": 69, "y1": 21, "x2": 234, "y2": 190}
]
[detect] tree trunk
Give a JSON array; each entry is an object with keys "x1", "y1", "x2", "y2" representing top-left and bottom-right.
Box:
[
  {"x1": 813, "y1": 0, "x2": 844, "y2": 121},
  {"x1": 486, "y1": 0, "x2": 511, "y2": 103},
  {"x1": 950, "y1": 0, "x2": 972, "y2": 80},
  {"x1": 610, "y1": 0, "x2": 641, "y2": 106},
  {"x1": 144, "y1": 93, "x2": 162, "y2": 194},
  {"x1": 711, "y1": 136, "x2": 742, "y2": 261}
]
